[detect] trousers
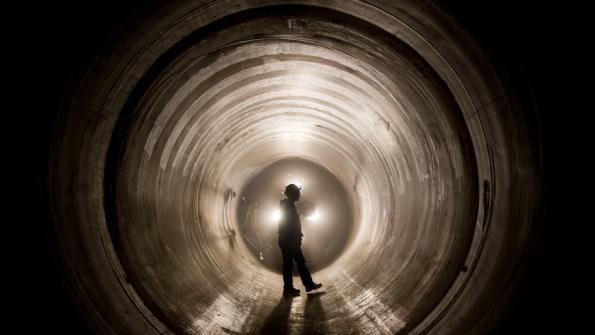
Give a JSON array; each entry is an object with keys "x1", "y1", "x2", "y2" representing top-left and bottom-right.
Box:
[{"x1": 278, "y1": 239, "x2": 314, "y2": 289}]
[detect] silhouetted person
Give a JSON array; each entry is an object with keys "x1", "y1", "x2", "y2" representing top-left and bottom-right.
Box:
[{"x1": 278, "y1": 184, "x2": 322, "y2": 297}]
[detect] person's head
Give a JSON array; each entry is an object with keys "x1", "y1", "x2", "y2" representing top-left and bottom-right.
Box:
[{"x1": 284, "y1": 184, "x2": 301, "y2": 201}]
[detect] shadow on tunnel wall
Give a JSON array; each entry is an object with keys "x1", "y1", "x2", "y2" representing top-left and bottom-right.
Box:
[{"x1": 13, "y1": 0, "x2": 582, "y2": 334}]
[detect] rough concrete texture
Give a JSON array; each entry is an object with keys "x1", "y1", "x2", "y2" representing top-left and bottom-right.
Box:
[{"x1": 46, "y1": 1, "x2": 542, "y2": 334}]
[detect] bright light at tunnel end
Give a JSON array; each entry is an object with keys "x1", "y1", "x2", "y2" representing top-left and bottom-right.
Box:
[
  {"x1": 290, "y1": 181, "x2": 303, "y2": 190},
  {"x1": 306, "y1": 209, "x2": 320, "y2": 222},
  {"x1": 271, "y1": 209, "x2": 281, "y2": 223}
]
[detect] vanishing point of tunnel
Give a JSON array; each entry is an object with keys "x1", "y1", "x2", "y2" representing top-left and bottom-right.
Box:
[{"x1": 47, "y1": 1, "x2": 542, "y2": 334}]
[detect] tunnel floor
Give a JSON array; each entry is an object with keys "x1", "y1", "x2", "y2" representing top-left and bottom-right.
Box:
[{"x1": 187, "y1": 269, "x2": 405, "y2": 335}]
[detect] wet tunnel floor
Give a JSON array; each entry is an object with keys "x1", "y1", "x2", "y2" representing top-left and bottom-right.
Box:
[{"x1": 185, "y1": 269, "x2": 404, "y2": 335}]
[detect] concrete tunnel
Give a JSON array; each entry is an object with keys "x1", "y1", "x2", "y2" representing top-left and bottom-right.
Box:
[{"x1": 44, "y1": 1, "x2": 543, "y2": 334}]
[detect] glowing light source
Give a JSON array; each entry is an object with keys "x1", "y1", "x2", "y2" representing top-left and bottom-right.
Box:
[
  {"x1": 307, "y1": 210, "x2": 320, "y2": 222},
  {"x1": 290, "y1": 180, "x2": 303, "y2": 190},
  {"x1": 272, "y1": 209, "x2": 281, "y2": 223}
]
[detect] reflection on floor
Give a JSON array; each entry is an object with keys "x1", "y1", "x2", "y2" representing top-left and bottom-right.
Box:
[{"x1": 190, "y1": 271, "x2": 405, "y2": 335}]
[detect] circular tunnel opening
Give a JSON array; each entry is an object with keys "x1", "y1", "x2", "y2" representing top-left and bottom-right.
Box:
[
  {"x1": 236, "y1": 157, "x2": 354, "y2": 273},
  {"x1": 108, "y1": 5, "x2": 477, "y2": 333},
  {"x1": 48, "y1": 1, "x2": 542, "y2": 334}
]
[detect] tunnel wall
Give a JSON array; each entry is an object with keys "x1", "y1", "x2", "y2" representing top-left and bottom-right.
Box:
[{"x1": 47, "y1": 1, "x2": 542, "y2": 334}]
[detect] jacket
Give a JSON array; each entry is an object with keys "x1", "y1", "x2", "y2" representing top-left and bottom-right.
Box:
[{"x1": 277, "y1": 198, "x2": 303, "y2": 243}]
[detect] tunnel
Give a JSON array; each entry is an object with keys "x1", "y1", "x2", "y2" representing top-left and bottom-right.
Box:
[{"x1": 44, "y1": 1, "x2": 543, "y2": 334}]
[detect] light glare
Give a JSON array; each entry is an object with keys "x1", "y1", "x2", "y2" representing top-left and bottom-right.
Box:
[
  {"x1": 272, "y1": 209, "x2": 281, "y2": 223},
  {"x1": 307, "y1": 210, "x2": 320, "y2": 222},
  {"x1": 291, "y1": 181, "x2": 303, "y2": 189}
]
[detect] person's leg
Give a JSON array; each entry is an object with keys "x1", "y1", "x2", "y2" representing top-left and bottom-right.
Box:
[
  {"x1": 280, "y1": 246, "x2": 295, "y2": 290},
  {"x1": 293, "y1": 246, "x2": 315, "y2": 287}
]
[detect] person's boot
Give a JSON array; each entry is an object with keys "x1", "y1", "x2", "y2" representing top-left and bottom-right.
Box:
[
  {"x1": 305, "y1": 283, "x2": 323, "y2": 292},
  {"x1": 283, "y1": 287, "x2": 301, "y2": 297}
]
